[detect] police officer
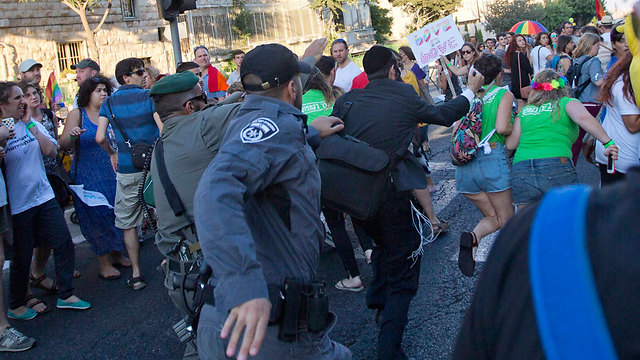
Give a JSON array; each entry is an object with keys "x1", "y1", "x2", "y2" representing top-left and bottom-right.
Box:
[
  {"x1": 193, "y1": 43, "x2": 350, "y2": 360},
  {"x1": 148, "y1": 72, "x2": 242, "y2": 358}
]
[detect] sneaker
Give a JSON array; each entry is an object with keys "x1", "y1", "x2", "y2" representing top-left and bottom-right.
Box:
[
  {"x1": 0, "y1": 327, "x2": 35, "y2": 352},
  {"x1": 7, "y1": 308, "x2": 37, "y2": 321},
  {"x1": 57, "y1": 298, "x2": 91, "y2": 310}
]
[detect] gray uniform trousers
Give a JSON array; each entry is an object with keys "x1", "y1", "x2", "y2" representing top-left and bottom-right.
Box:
[{"x1": 197, "y1": 304, "x2": 352, "y2": 360}]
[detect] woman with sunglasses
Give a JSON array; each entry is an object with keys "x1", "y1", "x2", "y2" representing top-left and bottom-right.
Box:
[
  {"x1": 18, "y1": 82, "x2": 58, "y2": 172},
  {"x1": 506, "y1": 34, "x2": 534, "y2": 110},
  {"x1": 441, "y1": 43, "x2": 481, "y2": 82},
  {"x1": 550, "y1": 32, "x2": 558, "y2": 49},
  {"x1": 505, "y1": 69, "x2": 618, "y2": 208},
  {"x1": 532, "y1": 32, "x2": 555, "y2": 74},
  {"x1": 59, "y1": 76, "x2": 130, "y2": 280}
]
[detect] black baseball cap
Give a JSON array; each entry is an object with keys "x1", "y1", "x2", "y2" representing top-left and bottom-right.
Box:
[
  {"x1": 241, "y1": 44, "x2": 312, "y2": 92},
  {"x1": 71, "y1": 58, "x2": 100, "y2": 72}
]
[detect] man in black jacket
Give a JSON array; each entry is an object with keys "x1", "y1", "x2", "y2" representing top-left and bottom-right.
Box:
[{"x1": 330, "y1": 45, "x2": 483, "y2": 359}]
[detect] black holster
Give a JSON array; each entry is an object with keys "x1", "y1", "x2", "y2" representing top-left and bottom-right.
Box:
[{"x1": 274, "y1": 278, "x2": 329, "y2": 342}]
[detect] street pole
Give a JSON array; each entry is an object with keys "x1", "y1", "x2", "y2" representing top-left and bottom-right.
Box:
[{"x1": 169, "y1": 17, "x2": 182, "y2": 69}]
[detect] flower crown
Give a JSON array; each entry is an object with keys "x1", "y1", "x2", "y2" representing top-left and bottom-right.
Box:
[{"x1": 531, "y1": 76, "x2": 567, "y2": 91}]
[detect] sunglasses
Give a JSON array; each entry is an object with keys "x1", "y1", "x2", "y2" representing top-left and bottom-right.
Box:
[
  {"x1": 128, "y1": 69, "x2": 146, "y2": 76},
  {"x1": 183, "y1": 93, "x2": 207, "y2": 106},
  {"x1": 461, "y1": 50, "x2": 473, "y2": 55}
]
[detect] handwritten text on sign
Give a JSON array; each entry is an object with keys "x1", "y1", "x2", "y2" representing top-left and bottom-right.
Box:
[{"x1": 407, "y1": 15, "x2": 465, "y2": 68}]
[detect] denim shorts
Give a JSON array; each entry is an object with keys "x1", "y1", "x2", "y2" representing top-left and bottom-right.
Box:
[
  {"x1": 455, "y1": 143, "x2": 511, "y2": 195},
  {"x1": 511, "y1": 157, "x2": 578, "y2": 206}
]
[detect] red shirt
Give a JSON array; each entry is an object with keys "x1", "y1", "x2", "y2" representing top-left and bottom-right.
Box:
[{"x1": 350, "y1": 71, "x2": 369, "y2": 89}]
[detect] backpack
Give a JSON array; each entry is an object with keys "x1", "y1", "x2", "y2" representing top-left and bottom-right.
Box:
[
  {"x1": 530, "y1": 185, "x2": 618, "y2": 360},
  {"x1": 450, "y1": 86, "x2": 501, "y2": 166},
  {"x1": 566, "y1": 56, "x2": 594, "y2": 99},
  {"x1": 546, "y1": 54, "x2": 570, "y2": 71}
]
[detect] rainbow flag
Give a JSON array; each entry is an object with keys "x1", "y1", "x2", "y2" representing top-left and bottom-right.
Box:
[
  {"x1": 45, "y1": 72, "x2": 63, "y2": 108},
  {"x1": 595, "y1": 0, "x2": 606, "y2": 20}
]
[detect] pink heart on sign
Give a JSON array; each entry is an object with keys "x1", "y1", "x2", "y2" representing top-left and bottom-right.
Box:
[
  {"x1": 425, "y1": 34, "x2": 431, "y2": 42},
  {"x1": 445, "y1": 26, "x2": 451, "y2": 31},
  {"x1": 435, "y1": 30, "x2": 440, "y2": 35}
]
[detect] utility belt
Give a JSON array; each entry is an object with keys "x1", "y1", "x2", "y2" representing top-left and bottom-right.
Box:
[{"x1": 205, "y1": 278, "x2": 330, "y2": 342}]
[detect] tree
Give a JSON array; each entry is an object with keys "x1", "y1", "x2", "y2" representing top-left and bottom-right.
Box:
[
  {"x1": 391, "y1": 0, "x2": 461, "y2": 30},
  {"x1": 231, "y1": 0, "x2": 252, "y2": 45},
  {"x1": 474, "y1": 27, "x2": 484, "y2": 43},
  {"x1": 540, "y1": 0, "x2": 573, "y2": 33},
  {"x1": 21, "y1": 0, "x2": 111, "y2": 63},
  {"x1": 564, "y1": 0, "x2": 600, "y2": 26},
  {"x1": 369, "y1": 1, "x2": 393, "y2": 43},
  {"x1": 485, "y1": 0, "x2": 543, "y2": 33}
]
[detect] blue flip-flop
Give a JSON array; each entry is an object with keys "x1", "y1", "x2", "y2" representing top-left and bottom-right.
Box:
[{"x1": 7, "y1": 308, "x2": 37, "y2": 320}]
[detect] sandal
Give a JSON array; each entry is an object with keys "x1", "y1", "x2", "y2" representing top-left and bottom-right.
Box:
[
  {"x1": 25, "y1": 294, "x2": 52, "y2": 315},
  {"x1": 432, "y1": 221, "x2": 450, "y2": 235},
  {"x1": 127, "y1": 275, "x2": 147, "y2": 291},
  {"x1": 458, "y1": 231, "x2": 479, "y2": 277},
  {"x1": 335, "y1": 279, "x2": 364, "y2": 292},
  {"x1": 98, "y1": 273, "x2": 122, "y2": 281},
  {"x1": 29, "y1": 274, "x2": 57, "y2": 293}
]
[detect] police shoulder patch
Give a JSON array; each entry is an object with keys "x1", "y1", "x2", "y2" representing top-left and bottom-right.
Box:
[{"x1": 240, "y1": 117, "x2": 280, "y2": 144}]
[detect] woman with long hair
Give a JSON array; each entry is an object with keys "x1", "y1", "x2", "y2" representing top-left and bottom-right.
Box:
[
  {"x1": 531, "y1": 32, "x2": 555, "y2": 74},
  {"x1": 0, "y1": 82, "x2": 90, "y2": 320},
  {"x1": 455, "y1": 54, "x2": 515, "y2": 277},
  {"x1": 59, "y1": 76, "x2": 130, "y2": 280},
  {"x1": 17, "y1": 82, "x2": 58, "y2": 172},
  {"x1": 572, "y1": 33, "x2": 604, "y2": 103},
  {"x1": 596, "y1": 53, "x2": 640, "y2": 184},
  {"x1": 505, "y1": 70, "x2": 618, "y2": 208},
  {"x1": 607, "y1": 25, "x2": 629, "y2": 71},
  {"x1": 301, "y1": 55, "x2": 343, "y2": 123},
  {"x1": 554, "y1": 35, "x2": 575, "y2": 75},
  {"x1": 441, "y1": 42, "x2": 481, "y2": 81},
  {"x1": 506, "y1": 34, "x2": 534, "y2": 109}
]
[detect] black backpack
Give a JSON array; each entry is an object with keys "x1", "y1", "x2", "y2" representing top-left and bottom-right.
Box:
[{"x1": 565, "y1": 56, "x2": 593, "y2": 99}]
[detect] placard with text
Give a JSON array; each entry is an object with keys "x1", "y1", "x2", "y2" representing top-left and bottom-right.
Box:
[{"x1": 407, "y1": 15, "x2": 465, "y2": 68}]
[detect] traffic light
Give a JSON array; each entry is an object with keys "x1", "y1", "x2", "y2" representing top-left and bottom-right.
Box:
[{"x1": 159, "y1": 0, "x2": 196, "y2": 20}]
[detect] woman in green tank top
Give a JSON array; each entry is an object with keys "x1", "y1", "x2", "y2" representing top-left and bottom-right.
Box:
[
  {"x1": 455, "y1": 54, "x2": 516, "y2": 277},
  {"x1": 505, "y1": 69, "x2": 619, "y2": 208}
]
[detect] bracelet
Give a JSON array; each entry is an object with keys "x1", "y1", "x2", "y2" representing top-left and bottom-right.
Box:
[
  {"x1": 68, "y1": 135, "x2": 77, "y2": 141},
  {"x1": 446, "y1": 63, "x2": 453, "y2": 67},
  {"x1": 25, "y1": 121, "x2": 36, "y2": 131},
  {"x1": 604, "y1": 139, "x2": 615, "y2": 148}
]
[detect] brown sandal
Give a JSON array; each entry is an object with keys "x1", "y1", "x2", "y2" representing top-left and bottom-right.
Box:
[
  {"x1": 25, "y1": 294, "x2": 52, "y2": 315},
  {"x1": 29, "y1": 274, "x2": 57, "y2": 293},
  {"x1": 458, "y1": 231, "x2": 479, "y2": 277}
]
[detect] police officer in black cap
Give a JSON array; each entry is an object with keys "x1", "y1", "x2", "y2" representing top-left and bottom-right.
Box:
[{"x1": 193, "y1": 40, "x2": 351, "y2": 360}]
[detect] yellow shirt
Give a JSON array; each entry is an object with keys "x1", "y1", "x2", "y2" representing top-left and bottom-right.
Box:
[{"x1": 401, "y1": 70, "x2": 420, "y2": 95}]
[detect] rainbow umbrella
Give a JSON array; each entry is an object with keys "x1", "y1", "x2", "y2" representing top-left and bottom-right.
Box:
[{"x1": 509, "y1": 21, "x2": 548, "y2": 35}]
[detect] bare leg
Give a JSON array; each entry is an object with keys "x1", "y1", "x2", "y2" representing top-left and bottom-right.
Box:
[
  {"x1": 31, "y1": 247, "x2": 52, "y2": 284},
  {"x1": 123, "y1": 228, "x2": 141, "y2": 280},
  {"x1": 97, "y1": 254, "x2": 120, "y2": 278},
  {"x1": 413, "y1": 188, "x2": 440, "y2": 224},
  {"x1": 110, "y1": 251, "x2": 131, "y2": 267},
  {"x1": 464, "y1": 189, "x2": 515, "y2": 258}
]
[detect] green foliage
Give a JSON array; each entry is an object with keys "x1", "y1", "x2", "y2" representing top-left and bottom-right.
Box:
[
  {"x1": 310, "y1": 0, "x2": 348, "y2": 16},
  {"x1": 391, "y1": 0, "x2": 461, "y2": 30},
  {"x1": 369, "y1": 2, "x2": 393, "y2": 43},
  {"x1": 564, "y1": 0, "x2": 600, "y2": 26},
  {"x1": 540, "y1": 0, "x2": 573, "y2": 33},
  {"x1": 485, "y1": 0, "x2": 544, "y2": 33},
  {"x1": 474, "y1": 27, "x2": 483, "y2": 43},
  {"x1": 231, "y1": 0, "x2": 252, "y2": 43}
]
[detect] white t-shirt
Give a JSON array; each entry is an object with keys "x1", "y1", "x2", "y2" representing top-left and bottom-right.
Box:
[
  {"x1": 595, "y1": 77, "x2": 640, "y2": 173},
  {"x1": 4, "y1": 120, "x2": 57, "y2": 214},
  {"x1": 227, "y1": 70, "x2": 240, "y2": 86},
  {"x1": 333, "y1": 61, "x2": 362, "y2": 92},
  {"x1": 531, "y1": 45, "x2": 553, "y2": 74},
  {"x1": 0, "y1": 171, "x2": 6, "y2": 207}
]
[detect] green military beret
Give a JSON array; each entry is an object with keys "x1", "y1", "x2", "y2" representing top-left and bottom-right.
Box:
[{"x1": 149, "y1": 71, "x2": 199, "y2": 95}]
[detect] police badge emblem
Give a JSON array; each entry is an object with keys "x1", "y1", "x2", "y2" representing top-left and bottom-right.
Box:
[{"x1": 240, "y1": 118, "x2": 280, "y2": 143}]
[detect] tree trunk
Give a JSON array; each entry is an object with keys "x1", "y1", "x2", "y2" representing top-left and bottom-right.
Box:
[{"x1": 78, "y1": 11, "x2": 101, "y2": 63}]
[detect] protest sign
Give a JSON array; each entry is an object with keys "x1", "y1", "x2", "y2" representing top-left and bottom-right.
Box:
[
  {"x1": 407, "y1": 15, "x2": 465, "y2": 68},
  {"x1": 69, "y1": 185, "x2": 113, "y2": 209}
]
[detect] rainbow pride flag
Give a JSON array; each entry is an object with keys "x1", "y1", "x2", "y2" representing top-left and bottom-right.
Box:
[{"x1": 45, "y1": 72, "x2": 63, "y2": 108}]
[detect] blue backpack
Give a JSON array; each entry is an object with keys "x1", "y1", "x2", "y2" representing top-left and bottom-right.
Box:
[
  {"x1": 546, "y1": 54, "x2": 570, "y2": 71},
  {"x1": 530, "y1": 185, "x2": 618, "y2": 360}
]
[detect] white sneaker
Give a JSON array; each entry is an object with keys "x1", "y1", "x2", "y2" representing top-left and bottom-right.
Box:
[{"x1": 0, "y1": 327, "x2": 35, "y2": 352}]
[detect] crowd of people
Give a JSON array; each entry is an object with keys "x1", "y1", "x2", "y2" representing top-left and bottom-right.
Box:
[{"x1": 0, "y1": 12, "x2": 637, "y2": 360}]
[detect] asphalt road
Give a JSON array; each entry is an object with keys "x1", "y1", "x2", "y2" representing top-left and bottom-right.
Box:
[{"x1": 2, "y1": 124, "x2": 600, "y2": 360}]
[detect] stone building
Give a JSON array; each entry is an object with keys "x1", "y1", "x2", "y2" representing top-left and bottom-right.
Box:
[{"x1": 0, "y1": 0, "x2": 374, "y2": 99}]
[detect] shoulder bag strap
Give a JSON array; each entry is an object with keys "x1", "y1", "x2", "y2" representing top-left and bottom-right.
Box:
[
  {"x1": 529, "y1": 185, "x2": 618, "y2": 360},
  {"x1": 154, "y1": 138, "x2": 192, "y2": 223},
  {"x1": 107, "y1": 98, "x2": 133, "y2": 149}
]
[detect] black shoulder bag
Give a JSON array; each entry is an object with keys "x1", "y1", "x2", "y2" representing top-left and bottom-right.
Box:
[
  {"x1": 107, "y1": 99, "x2": 153, "y2": 171},
  {"x1": 316, "y1": 95, "x2": 411, "y2": 220}
]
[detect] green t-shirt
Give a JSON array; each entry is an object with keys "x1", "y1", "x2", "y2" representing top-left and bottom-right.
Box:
[
  {"x1": 513, "y1": 97, "x2": 579, "y2": 163},
  {"x1": 480, "y1": 85, "x2": 512, "y2": 144},
  {"x1": 302, "y1": 89, "x2": 332, "y2": 124}
]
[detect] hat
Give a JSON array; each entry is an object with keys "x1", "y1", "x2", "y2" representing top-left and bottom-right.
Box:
[
  {"x1": 240, "y1": 44, "x2": 312, "y2": 91},
  {"x1": 363, "y1": 45, "x2": 394, "y2": 76},
  {"x1": 599, "y1": 15, "x2": 614, "y2": 26},
  {"x1": 70, "y1": 58, "x2": 100, "y2": 72},
  {"x1": 149, "y1": 71, "x2": 200, "y2": 96},
  {"x1": 18, "y1": 59, "x2": 42, "y2": 73}
]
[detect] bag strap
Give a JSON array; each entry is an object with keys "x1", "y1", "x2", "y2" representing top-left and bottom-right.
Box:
[
  {"x1": 529, "y1": 185, "x2": 618, "y2": 360},
  {"x1": 154, "y1": 138, "x2": 192, "y2": 223},
  {"x1": 574, "y1": 56, "x2": 594, "y2": 98},
  {"x1": 107, "y1": 98, "x2": 133, "y2": 149}
]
